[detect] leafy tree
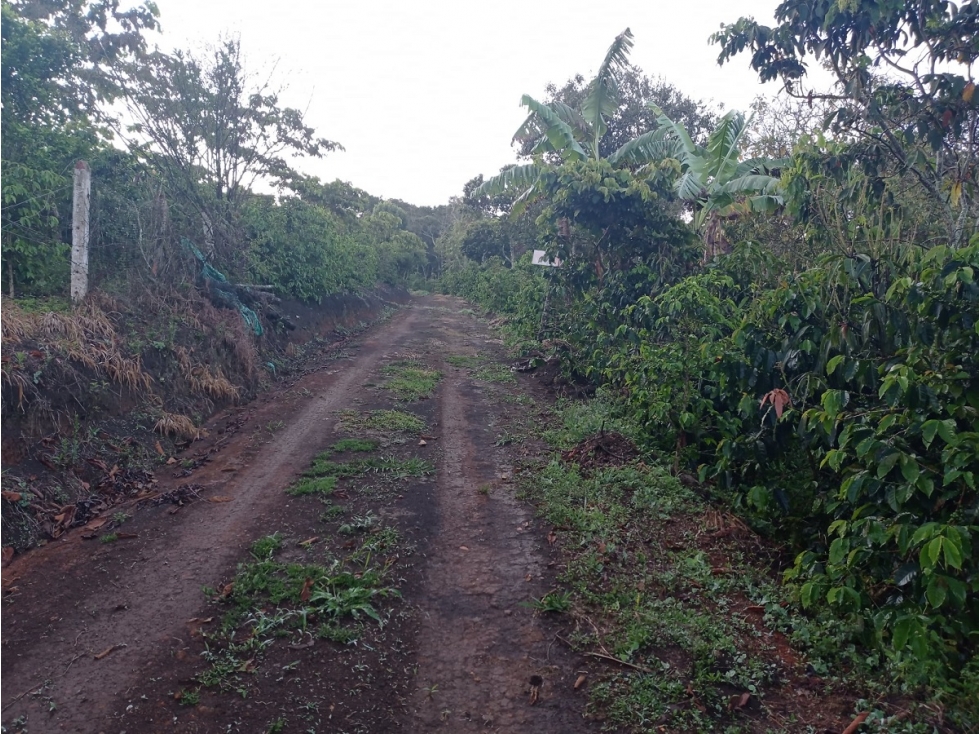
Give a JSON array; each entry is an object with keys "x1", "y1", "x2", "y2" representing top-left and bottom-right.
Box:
[
  {"x1": 459, "y1": 219, "x2": 510, "y2": 263},
  {"x1": 8, "y1": 0, "x2": 159, "y2": 111},
  {"x1": 120, "y1": 39, "x2": 343, "y2": 264},
  {"x1": 1, "y1": 1, "x2": 102, "y2": 294},
  {"x1": 362, "y1": 206, "x2": 427, "y2": 285},
  {"x1": 712, "y1": 0, "x2": 979, "y2": 245},
  {"x1": 285, "y1": 175, "x2": 378, "y2": 224},
  {"x1": 243, "y1": 196, "x2": 373, "y2": 302}
]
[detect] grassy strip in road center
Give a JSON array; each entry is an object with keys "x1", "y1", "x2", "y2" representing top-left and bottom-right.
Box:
[{"x1": 190, "y1": 532, "x2": 401, "y2": 699}]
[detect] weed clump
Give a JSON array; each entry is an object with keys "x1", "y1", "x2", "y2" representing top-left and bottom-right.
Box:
[
  {"x1": 330, "y1": 438, "x2": 379, "y2": 453},
  {"x1": 379, "y1": 360, "x2": 441, "y2": 401},
  {"x1": 364, "y1": 410, "x2": 425, "y2": 434},
  {"x1": 472, "y1": 363, "x2": 515, "y2": 384},
  {"x1": 286, "y1": 476, "x2": 338, "y2": 497},
  {"x1": 445, "y1": 354, "x2": 481, "y2": 368}
]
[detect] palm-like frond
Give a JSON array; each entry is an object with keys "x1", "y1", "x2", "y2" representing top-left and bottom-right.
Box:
[
  {"x1": 607, "y1": 127, "x2": 677, "y2": 166},
  {"x1": 519, "y1": 95, "x2": 588, "y2": 161},
  {"x1": 581, "y1": 28, "x2": 634, "y2": 158}
]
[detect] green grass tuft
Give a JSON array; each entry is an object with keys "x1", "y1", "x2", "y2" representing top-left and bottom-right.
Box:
[
  {"x1": 472, "y1": 363, "x2": 516, "y2": 384},
  {"x1": 379, "y1": 360, "x2": 441, "y2": 401},
  {"x1": 364, "y1": 410, "x2": 425, "y2": 433},
  {"x1": 446, "y1": 354, "x2": 481, "y2": 368},
  {"x1": 330, "y1": 438, "x2": 379, "y2": 453},
  {"x1": 286, "y1": 475, "x2": 338, "y2": 496}
]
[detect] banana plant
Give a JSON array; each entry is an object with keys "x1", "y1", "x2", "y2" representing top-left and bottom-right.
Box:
[
  {"x1": 476, "y1": 29, "x2": 675, "y2": 213},
  {"x1": 651, "y1": 104, "x2": 784, "y2": 260}
]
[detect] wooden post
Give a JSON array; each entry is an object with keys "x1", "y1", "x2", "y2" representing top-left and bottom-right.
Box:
[{"x1": 71, "y1": 160, "x2": 91, "y2": 304}]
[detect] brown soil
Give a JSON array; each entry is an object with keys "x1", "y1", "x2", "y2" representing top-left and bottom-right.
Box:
[{"x1": 1, "y1": 296, "x2": 594, "y2": 733}]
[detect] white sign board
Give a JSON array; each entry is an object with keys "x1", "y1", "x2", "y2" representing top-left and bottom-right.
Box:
[{"x1": 531, "y1": 249, "x2": 561, "y2": 267}]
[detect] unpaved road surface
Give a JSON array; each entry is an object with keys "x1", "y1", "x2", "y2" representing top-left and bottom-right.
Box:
[{"x1": 2, "y1": 297, "x2": 592, "y2": 733}]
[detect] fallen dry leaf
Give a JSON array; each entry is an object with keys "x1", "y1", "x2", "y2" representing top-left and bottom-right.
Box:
[
  {"x1": 237, "y1": 658, "x2": 256, "y2": 673},
  {"x1": 166, "y1": 457, "x2": 177, "y2": 465},
  {"x1": 298, "y1": 536, "x2": 319, "y2": 547},
  {"x1": 208, "y1": 496, "x2": 233, "y2": 503},
  {"x1": 84, "y1": 517, "x2": 109, "y2": 531},
  {"x1": 154, "y1": 441, "x2": 164, "y2": 456},
  {"x1": 730, "y1": 692, "x2": 751, "y2": 710},
  {"x1": 93, "y1": 643, "x2": 126, "y2": 660},
  {"x1": 219, "y1": 582, "x2": 235, "y2": 598},
  {"x1": 842, "y1": 712, "x2": 870, "y2": 734},
  {"x1": 547, "y1": 531, "x2": 557, "y2": 545},
  {"x1": 299, "y1": 578, "x2": 314, "y2": 602},
  {"x1": 459, "y1": 545, "x2": 470, "y2": 552},
  {"x1": 573, "y1": 674, "x2": 587, "y2": 690},
  {"x1": 2, "y1": 491, "x2": 22, "y2": 502},
  {"x1": 418, "y1": 439, "x2": 427, "y2": 446}
]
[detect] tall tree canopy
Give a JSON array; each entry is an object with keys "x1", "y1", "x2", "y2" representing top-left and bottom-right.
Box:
[{"x1": 712, "y1": 0, "x2": 979, "y2": 245}]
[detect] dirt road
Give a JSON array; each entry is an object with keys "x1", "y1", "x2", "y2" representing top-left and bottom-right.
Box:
[{"x1": 1, "y1": 297, "x2": 590, "y2": 733}]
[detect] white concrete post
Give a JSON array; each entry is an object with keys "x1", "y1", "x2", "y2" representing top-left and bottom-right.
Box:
[{"x1": 71, "y1": 160, "x2": 91, "y2": 305}]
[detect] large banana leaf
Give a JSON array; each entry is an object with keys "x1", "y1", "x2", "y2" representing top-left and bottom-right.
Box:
[
  {"x1": 519, "y1": 95, "x2": 588, "y2": 161},
  {"x1": 581, "y1": 28, "x2": 634, "y2": 158},
  {"x1": 649, "y1": 103, "x2": 700, "y2": 160},
  {"x1": 475, "y1": 162, "x2": 544, "y2": 198},
  {"x1": 705, "y1": 110, "x2": 750, "y2": 184},
  {"x1": 719, "y1": 173, "x2": 782, "y2": 196},
  {"x1": 675, "y1": 170, "x2": 706, "y2": 202},
  {"x1": 746, "y1": 193, "x2": 783, "y2": 213},
  {"x1": 549, "y1": 100, "x2": 591, "y2": 140},
  {"x1": 607, "y1": 127, "x2": 677, "y2": 166}
]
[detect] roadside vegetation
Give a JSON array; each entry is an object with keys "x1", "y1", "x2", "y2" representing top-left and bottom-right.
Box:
[{"x1": 440, "y1": 5, "x2": 979, "y2": 730}]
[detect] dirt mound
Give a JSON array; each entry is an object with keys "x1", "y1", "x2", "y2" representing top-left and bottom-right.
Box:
[{"x1": 561, "y1": 431, "x2": 637, "y2": 472}]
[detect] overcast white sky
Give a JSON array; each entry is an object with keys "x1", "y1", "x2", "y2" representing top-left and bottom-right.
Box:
[{"x1": 150, "y1": 0, "x2": 794, "y2": 207}]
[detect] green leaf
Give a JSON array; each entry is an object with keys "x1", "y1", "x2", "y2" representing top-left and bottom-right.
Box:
[
  {"x1": 800, "y1": 581, "x2": 816, "y2": 608},
  {"x1": 828, "y1": 538, "x2": 847, "y2": 566},
  {"x1": 899, "y1": 455, "x2": 920, "y2": 483},
  {"x1": 926, "y1": 576, "x2": 947, "y2": 609},
  {"x1": 876, "y1": 451, "x2": 900, "y2": 479},
  {"x1": 921, "y1": 537, "x2": 943, "y2": 569},
  {"x1": 942, "y1": 534, "x2": 964, "y2": 570},
  {"x1": 892, "y1": 616, "x2": 912, "y2": 649},
  {"x1": 936, "y1": 419, "x2": 956, "y2": 445}
]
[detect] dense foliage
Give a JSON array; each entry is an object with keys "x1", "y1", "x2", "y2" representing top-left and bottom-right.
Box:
[
  {"x1": 439, "y1": 7, "x2": 979, "y2": 722},
  {"x1": 1, "y1": 0, "x2": 433, "y2": 303}
]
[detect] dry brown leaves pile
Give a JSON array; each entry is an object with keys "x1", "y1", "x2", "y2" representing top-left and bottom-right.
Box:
[{"x1": 561, "y1": 431, "x2": 638, "y2": 473}]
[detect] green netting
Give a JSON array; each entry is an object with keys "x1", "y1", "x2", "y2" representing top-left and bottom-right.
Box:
[{"x1": 182, "y1": 238, "x2": 263, "y2": 336}]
